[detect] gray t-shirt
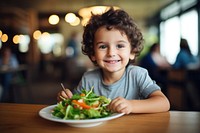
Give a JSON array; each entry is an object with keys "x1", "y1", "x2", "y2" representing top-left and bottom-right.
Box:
[{"x1": 73, "y1": 65, "x2": 160, "y2": 100}]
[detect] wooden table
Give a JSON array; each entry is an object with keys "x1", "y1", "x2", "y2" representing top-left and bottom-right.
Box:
[{"x1": 0, "y1": 103, "x2": 199, "y2": 133}]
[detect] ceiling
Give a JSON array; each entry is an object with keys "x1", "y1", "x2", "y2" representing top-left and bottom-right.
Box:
[{"x1": 0, "y1": 0, "x2": 174, "y2": 33}]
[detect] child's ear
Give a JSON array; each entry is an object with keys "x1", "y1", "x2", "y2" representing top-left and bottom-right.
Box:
[
  {"x1": 91, "y1": 55, "x2": 96, "y2": 61},
  {"x1": 130, "y1": 53, "x2": 135, "y2": 60}
]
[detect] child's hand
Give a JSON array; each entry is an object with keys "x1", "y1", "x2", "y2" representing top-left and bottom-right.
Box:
[
  {"x1": 108, "y1": 97, "x2": 133, "y2": 114},
  {"x1": 57, "y1": 89, "x2": 73, "y2": 101}
]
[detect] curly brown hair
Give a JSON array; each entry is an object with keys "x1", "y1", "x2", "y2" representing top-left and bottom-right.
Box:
[{"x1": 82, "y1": 7, "x2": 144, "y2": 65}]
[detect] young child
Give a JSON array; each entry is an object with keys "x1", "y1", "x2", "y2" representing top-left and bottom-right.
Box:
[{"x1": 58, "y1": 7, "x2": 170, "y2": 114}]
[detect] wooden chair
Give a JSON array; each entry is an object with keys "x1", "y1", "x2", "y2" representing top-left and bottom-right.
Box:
[{"x1": 167, "y1": 69, "x2": 188, "y2": 110}]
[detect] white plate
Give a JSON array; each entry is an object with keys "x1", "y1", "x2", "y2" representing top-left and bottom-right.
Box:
[{"x1": 39, "y1": 105, "x2": 124, "y2": 128}]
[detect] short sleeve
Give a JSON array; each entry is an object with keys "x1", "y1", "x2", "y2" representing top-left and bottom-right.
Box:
[{"x1": 135, "y1": 68, "x2": 161, "y2": 98}]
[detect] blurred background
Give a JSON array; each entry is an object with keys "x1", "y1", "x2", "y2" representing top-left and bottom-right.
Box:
[{"x1": 0, "y1": 0, "x2": 199, "y2": 111}]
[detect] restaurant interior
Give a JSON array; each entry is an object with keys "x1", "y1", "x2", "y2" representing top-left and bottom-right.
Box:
[{"x1": 0, "y1": 0, "x2": 200, "y2": 112}]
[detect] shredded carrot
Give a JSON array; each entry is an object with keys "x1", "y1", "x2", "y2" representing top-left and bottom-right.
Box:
[
  {"x1": 80, "y1": 93, "x2": 85, "y2": 97},
  {"x1": 72, "y1": 100, "x2": 91, "y2": 109}
]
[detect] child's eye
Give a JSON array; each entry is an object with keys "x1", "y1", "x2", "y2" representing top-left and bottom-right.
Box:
[
  {"x1": 99, "y1": 45, "x2": 107, "y2": 49},
  {"x1": 116, "y1": 44, "x2": 125, "y2": 49}
]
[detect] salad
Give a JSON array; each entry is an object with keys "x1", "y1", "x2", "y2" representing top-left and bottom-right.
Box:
[{"x1": 52, "y1": 87, "x2": 112, "y2": 120}]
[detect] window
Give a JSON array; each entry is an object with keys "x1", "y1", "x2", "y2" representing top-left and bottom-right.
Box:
[
  {"x1": 180, "y1": 10, "x2": 198, "y2": 56},
  {"x1": 160, "y1": 9, "x2": 198, "y2": 64},
  {"x1": 160, "y1": 16, "x2": 180, "y2": 64}
]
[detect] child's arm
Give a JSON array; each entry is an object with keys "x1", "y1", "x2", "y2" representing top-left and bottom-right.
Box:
[
  {"x1": 57, "y1": 89, "x2": 73, "y2": 101},
  {"x1": 108, "y1": 90, "x2": 170, "y2": 114}
]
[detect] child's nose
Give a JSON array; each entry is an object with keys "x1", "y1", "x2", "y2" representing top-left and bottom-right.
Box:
[{"x1": 107, "y1": 47, "x2": 116, "y2": 57}]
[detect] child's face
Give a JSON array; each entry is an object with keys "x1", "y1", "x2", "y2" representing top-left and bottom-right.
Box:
[{"x1": 92, "y1": 27, "x2": 135, "y2": 73}]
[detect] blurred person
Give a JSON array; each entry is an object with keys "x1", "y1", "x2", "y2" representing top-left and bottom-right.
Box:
[
  {"x1": 64, "y1": 31, "x2": 81, "y2": 84},
  {"x1": 173, "y1": 38, "x2": 199, "y2": 69},
  {"x1": 140, "y1": 43, "x2": 171, "y2": 95},
  {"x1": 140, "y1": 43, "x2": 171, "y2": 70},
  {"x1": 151, "y1": 43, "x2": 171, "y2": 69},
  {"x1": 0, "y1": 46, "x2": 19, "y2": 102},
  {"x1": 57, "y1": 7, "x2": 170, "y2": 114},
  {"x1": 173, "y1": 38, "x2": 200, "y2": 110},
  {"x1": 66, "y1": 31, "x2": 79, "y2": 58}
]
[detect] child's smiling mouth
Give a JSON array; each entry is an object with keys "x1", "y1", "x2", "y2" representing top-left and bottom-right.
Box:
[{"x1": 104, "y1": 60, "x2": 120, "y2": 64}]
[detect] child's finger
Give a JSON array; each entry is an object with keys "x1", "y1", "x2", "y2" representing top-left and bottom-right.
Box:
[
  {"x1": 63, "y1": 89, "x2": 73, "y2": 98},
  {"x1": 57, "y1": 92, "x2": 63, "y2": 101}
]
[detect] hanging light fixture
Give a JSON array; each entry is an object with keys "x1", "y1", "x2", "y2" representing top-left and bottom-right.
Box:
[
  {"x1": 65, "y1": 13, "x2": 80, "y2": 26},
  {"x1": 48, "y1": 14, "x2": 60, "y2": 25},
  {"x1": 65, "y1": 13, "x2": 77, "y2": 23},
  {"x1": 78, "y1": 6, "x2": 120, "y2": 26}
]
